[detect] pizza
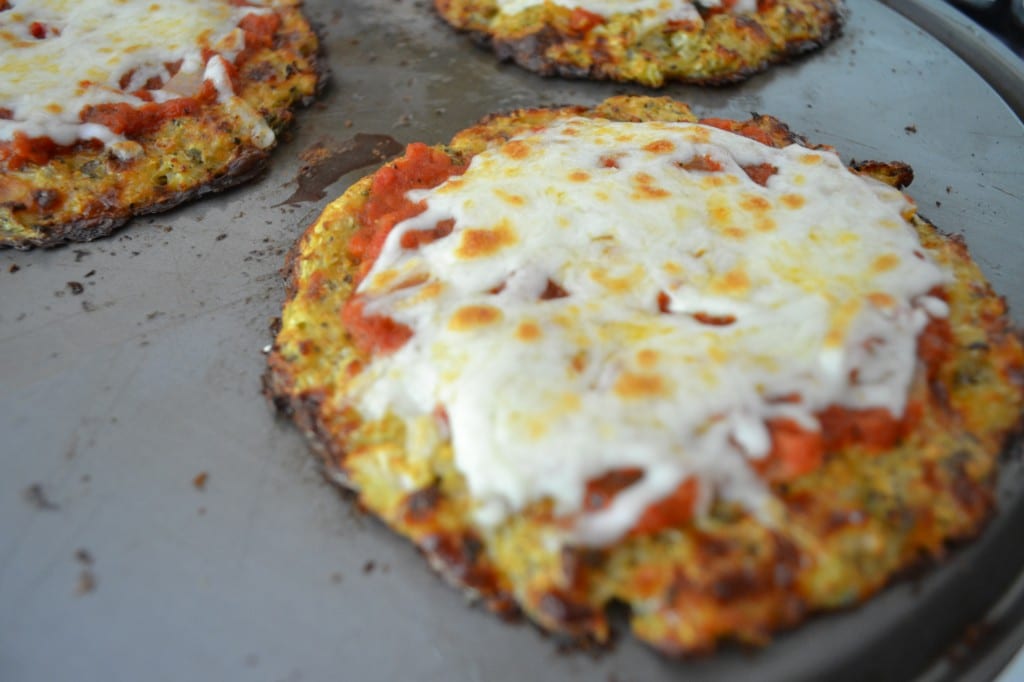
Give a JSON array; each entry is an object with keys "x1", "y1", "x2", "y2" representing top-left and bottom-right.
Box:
[
  {"x1": 433, "y1": 0, "x2": 847, "y2": 87},
  {"x1": 0, "y1": 0, "x2": 322, "y2": 249},
  {"x1": 265, "y1": 96, "x2": 1024, "y2": 654}
]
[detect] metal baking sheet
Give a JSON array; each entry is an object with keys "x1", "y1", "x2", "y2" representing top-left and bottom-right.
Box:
[{"x1": 2, "y1": 1, "x2": 1023, "y2": 680}]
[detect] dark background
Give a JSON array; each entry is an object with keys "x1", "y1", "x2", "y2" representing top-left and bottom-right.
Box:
[{"x1": 949, "y1": 0, "x2": 1024, "y2": 56}]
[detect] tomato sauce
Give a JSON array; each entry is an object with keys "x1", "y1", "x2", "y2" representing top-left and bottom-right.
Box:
[
  {"x1": 584, "y1": 468, "x2": 644, "y2": 511},
  {"x1": 917, "y1": 307, "x2": 953, "y2": 380},
  {"x1": 700, "y1": 0, "x2": 777, "y2": 16},
  {"x1": 679, "y1": 154, "x2": 724, "y2": 173},
  {"x1": 630, "y1": 478, "x2": 698, "y2": 536},
  {"x1": 752, "y1": 419, "x2": 825, "y2": 482},
  {"x1": 341, "y1": 295, "x2": 413, "y2": 356},
  {"x1": 741, "y1": 162, "x2": 778, "y2": 186},
  {"x1": 79, "y1": 84, "x2": 215, "y2": 139},
  {"x1": 349, "y1": 142, "x2": 465, "y2": 279},
  {"x1": 754, "y1": 313, "x2": 950, "y2": 483},
  {"x1": 583, "y1": 467, "x2": 698, "y2": 537},
  {"x1": 235, "y1": 12, "x2": 281, "y2": 66},
  {"x1": 1, "y1": 133, "x2": 59, "y2": 170},
  {"x1": 568, "y1": 7, "x2": 604, "y2": 34},
  {"x1": 342, "y1": 142, "x2": 466, "y2": 355},
  {"x1": 699, "y1": 117, "x2": 775, "y2": 147},
  {"x1": 399, "y1": 218, "x2": 455, "y2": 250}
]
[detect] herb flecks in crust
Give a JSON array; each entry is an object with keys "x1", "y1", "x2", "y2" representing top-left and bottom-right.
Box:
[
  {"x1": 0, "y1": 0, "x2": 324, "y2": 249},
  {"x1": 434, "y1": 0, "x2": 847, "y2": 87},
  {"x1": 266, "y1": 96, "x2": 1024, "y2": 655}
]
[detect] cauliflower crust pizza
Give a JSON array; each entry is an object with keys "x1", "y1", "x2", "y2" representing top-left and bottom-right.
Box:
[
  {"x1": 0, "y1": 0, "x2": 323, "y2": 249},
  {"x1": 266, "y1": 96, "x2": 1024, "y2": 655},
  {"x1": 433, "y1": 0, "x2": 847, "y2": 87}
]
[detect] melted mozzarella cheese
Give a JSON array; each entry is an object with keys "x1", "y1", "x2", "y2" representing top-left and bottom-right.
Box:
[
  {"x1": 0, "y1": 0, "x2": 274, "y2": 149},
  {"x1": 496, "y1": 0, "x2": 757, "y2": 25},
  {"x1": 353, "y1": 117, "x2": 948, "y2": 546}
]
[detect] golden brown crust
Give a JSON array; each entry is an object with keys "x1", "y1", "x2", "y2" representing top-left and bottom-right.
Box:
[
  {"x1": 434, "y1": 0, "x2": 847, "y2": 87},
  {"x1": 0, "y1": 2, "x2": 325, "y2": 249},
  {"x1": 265, "y1": 96, "x2": 1024, "y2": 655},
  {"x1": 21, "y1": 147, "x2": 270, "y2": 247}
]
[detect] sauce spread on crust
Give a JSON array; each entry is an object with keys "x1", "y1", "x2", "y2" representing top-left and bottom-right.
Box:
[
  {"x1": 345, "y1": 117, "x2": 951, "y2": 546},
  {"x1": 0, "y1": 0, "x2": 278, "y2": 169}
]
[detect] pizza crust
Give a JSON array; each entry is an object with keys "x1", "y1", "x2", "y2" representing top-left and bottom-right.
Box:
[
  {"x1": 434, "y1": 0, "x2": 847, "y2": 87},
  {"x1": 19, "y1": 146, "x2": 269, "y2": 247},
  {"x1": 266, "y1": 96, "x2": 1024, "y2": 654}
]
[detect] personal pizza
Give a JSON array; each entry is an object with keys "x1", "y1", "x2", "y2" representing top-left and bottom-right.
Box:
[
  {"x1": 266, "y1": 96, "x2": 1024, "y2": 654},
  {"x1": 0, "y1": 0, "x2": 322, "y2": 248},
  {"x1": 434, "y1": 0, "x2": 847, "y2": 87}
]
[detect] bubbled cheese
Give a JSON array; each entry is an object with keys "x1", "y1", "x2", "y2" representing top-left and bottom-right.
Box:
[
  {"x1": 0, "y1": 0, "x2": 274, "y2": 149},
  {"x1": 353, "y1": 117, "x2": 949, "y2": 546}
]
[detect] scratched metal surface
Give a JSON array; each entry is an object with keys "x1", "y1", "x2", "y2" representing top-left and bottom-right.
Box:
[{"x1": 1, "y1": 1, "x2": 1023, "y2": 681}]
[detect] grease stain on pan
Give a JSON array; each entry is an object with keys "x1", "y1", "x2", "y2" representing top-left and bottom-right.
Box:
[{"x1": 277, "y1": 133, "x2": 404, "y2": 206}]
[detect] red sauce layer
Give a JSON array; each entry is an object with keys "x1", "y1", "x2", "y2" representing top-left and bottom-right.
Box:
[{"x1": 342, "y1": 142, "x2": 466, "y2": 356}]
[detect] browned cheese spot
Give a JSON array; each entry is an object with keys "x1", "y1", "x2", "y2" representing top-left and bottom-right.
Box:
[
  {"x1": 450, "y1": 304, "x2": 503, "y2": 331},
  {"x1": 516, "y1": 322, "x2": 542, "y2": 342},
  {"x1": 712, "y1": 267, "x2": 750, "y2": 296},
  {"x1": 643, "y1": 139, "x2": 675, "y2": 154},
  {"x1": 740, "y1": 195, "x2": 771, "y2": 212},
  {"x1": 700, "y1": 173, "x2": 737, "y2": 189},
  {"x1": 872, "y1": 253, "x2": 901, "y2": 274},
  {"x1": 502, "y1": 140, "x2": 531, "y2": 160},
  {"x1": 868, "y1": 292, "x2": 896, "y2": 309},
  {"x1": 781, "y1": 193, "x2": 806, "y2": 209},
  {"x1": 570, "y1": 351, "x2": 588, "y2": 374},
  {"x1": 633, "y1": 172, "x2": 670, "y2": 200},
  {"x1": 494, "y1": 188, "x2": 526, "y2": 206},
  {"x1": 636, "y1": 348, "x2": 659, "y2": 368},
  {"x1": 708, "y1": 201, "x2": 731, "y2": 227},
  {"x1": 455, "y1": 220, "x2": 518, "y2": 259},
  {"x1": 614, "y1": 372, "x2": 668, "y2": 399}
]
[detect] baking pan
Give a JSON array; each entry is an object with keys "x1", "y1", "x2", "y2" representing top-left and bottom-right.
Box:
[{"x1": 2, "y1": 1, "x2": 1023, "y2": 680}]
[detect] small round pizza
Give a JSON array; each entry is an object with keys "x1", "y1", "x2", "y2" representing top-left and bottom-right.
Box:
[
  {"x1": 266, "y1": 96, "x2": 1024, "y2": 655},
  {"x1": 0, "y1": 0, "x2": 323, "y2": 249},
  {"x1": 434, "y1": 0, "x2": 847, "y2": 87}
]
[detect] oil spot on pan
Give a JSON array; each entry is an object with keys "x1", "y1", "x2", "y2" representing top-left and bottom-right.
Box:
[{"x1": 277, "y1": 134, "x2": 404, "y2": 206}]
